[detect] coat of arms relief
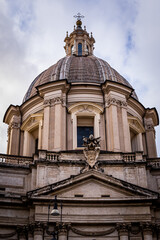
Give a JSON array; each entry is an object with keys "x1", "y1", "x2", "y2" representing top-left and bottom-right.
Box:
[{"x1": 82, "y1": 134, "x2": 101, "y2": 171}]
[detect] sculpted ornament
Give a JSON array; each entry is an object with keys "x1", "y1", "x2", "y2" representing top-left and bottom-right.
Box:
[
  {"x1": 82, "y1": 134, "x2": 101, "y2": 170},
  {"x1": 105, "y1": 97, "x2": 127, "y2": 108},
  {"x1": 10, "y1": 122, "x2": 20, "y2": 129}
]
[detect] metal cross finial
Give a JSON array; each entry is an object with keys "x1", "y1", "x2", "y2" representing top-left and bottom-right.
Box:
[{"x1": 74, "y1": 13, "x2": 84, "y2": 21}]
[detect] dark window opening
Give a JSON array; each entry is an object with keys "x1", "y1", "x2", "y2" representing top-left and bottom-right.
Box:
[
  {"x1": 35, "y1": 138, "x2": 38, "y2": 154},
  {"x1": 77, "y1": 126, "x2": 94, "y2": 147},
  {"x1": 78, "y1": 43, "x2": 82, "y2": 56},
  {"x1": 75, "y1": 194, "x2": 83, "y2": 197},
  {"x1": 101, "y1": 194, "x2": 110, "y2": 198}
]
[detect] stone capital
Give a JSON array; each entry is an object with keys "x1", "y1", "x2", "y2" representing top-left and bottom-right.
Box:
[
  {"x1": 51, "y1": 97, "x2": 66, "y2": 106},
  {"x1": 144, "y1": 118, "x2": 155, "y2": 131},
  {"x1": 56, "y1": 223, "x2": 69, "y2": 236},
  {"x1": 116, "y1": 223, "x2": 130, "y2": 236},
  {"x1": 10, "y1": 121, "x2": 20, "y2": 129},
  {"x1": 43, "y1": 99, "x2": 51, "y2": 107},
  {"x1": 105, "y1": 97, "x2": 127, "y2": 108},
  {"x1": 141, "y1": 222, "x2": 154, "y2": 235}
]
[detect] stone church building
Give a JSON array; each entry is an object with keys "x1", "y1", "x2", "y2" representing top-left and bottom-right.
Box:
[{"x1": 0, "y1": 15, "x2": 160, "y2": 240}]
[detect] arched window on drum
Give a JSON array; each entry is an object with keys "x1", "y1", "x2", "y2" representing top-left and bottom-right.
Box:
[{"x1": 78, "y1": 43, "x2": 82, "y2": 56}]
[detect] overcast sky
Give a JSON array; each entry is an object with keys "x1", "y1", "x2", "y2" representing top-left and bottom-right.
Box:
[{"x1": 0, "y1": 0, "x2": 160, "y2": 156}]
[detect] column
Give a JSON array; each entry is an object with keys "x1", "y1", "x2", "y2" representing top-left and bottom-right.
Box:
[
  {"x1": 42, "y1": 99, "x2": 51, "y2": 150},
  {"x1": 117, "y1": 223, "x2": 129, "y2": 240},
  {"x1": 142, "y1": 223, "x2": 153, "y2": 240},
  {"x1": 34, "y1": 229, "x2": 43, "y2": 240},
  {"x1": 137, "y1": 133, "x2": 143, "y2": 151},
  {"x1": 58, "y1": 226, "x2": 67, "y2": 240},
  {"x1": 33, "y1": 223, "x2": 43, "y2": 240},
  {"x1": 19, "y1": 233, "x2": 27, "y2": 240},
  {"x1": 23, "y1": 130, "x2": 30, "y2": 156},
  {"x1": 38, "y1": 120, "x2": 43, "y2": 150},
  {"x1": 28, "y1": 232, "x2": 34, "y2": 240}
]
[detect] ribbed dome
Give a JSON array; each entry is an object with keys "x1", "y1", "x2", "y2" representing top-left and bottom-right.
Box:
[{"x1": 23, "y1": 55, "x2": 138, "y2": 102}]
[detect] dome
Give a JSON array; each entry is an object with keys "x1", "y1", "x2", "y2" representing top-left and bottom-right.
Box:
[{"x1": 23, "y1": 55, "x2": 138, "y2": 102}]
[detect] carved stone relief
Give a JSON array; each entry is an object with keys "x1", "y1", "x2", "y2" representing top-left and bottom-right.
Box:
[
  {"x1": 82, "y1": 134, "x2": 101, "y2": 171},
  {"x1": 44, "y1": 97, "x2": 66, "y2": 107},
  {"x1": 105, "y1": 97, "x2": 127, "y2": 108}
]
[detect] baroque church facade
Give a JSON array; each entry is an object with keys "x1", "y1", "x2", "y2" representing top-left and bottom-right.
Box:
[{"x1": 0, "y1": 15, "x2": 160, "y2": 240}]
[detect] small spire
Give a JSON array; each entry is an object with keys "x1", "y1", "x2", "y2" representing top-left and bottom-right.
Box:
[
  {"x1": 66, "y1": 31, "x2": 68, "y2": 37},
  {"x1": 91, "y1": 32, "x2": 93, "y2": 37},
  {"x1": 74, "y1": 25, "x2": 75, "y2": 30},
  {"x1": 84, "y1": 26, "x2": 86, "y2": 31}
]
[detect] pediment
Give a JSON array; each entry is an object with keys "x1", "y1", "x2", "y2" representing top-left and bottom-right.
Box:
[{"x1": 27, "y1": 170, "x2": 158, "y2": 201}]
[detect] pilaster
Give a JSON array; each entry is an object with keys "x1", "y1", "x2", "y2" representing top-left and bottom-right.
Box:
[
  {"x1": 105, "y1": 97, "x2": 120, "y2": 151},
  {"x1": 52, "y1": 97, "x2": 66, "y2": 151},
  {"x1": 121, "y1": 106, "x2": 131, "y2": 152},
  {"x1": 105, "y1": 93, "x2": 130, "y2": 152},
  {"x1": 42, "y1": 99, "x2": 51, "y2": 150},
  {"x1": 144, "y1": 118, "x2": 157, "y2": 158},
  {"x1": 8, "y1": 116, "x2": 21, "y2": 155}
]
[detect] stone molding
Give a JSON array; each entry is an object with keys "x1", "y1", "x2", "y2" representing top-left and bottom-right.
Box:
[
  {"x1": 105, "y1": 97, "x2": 127, "y2": 108},
  {"x1": 128, "y1": 116, "x2": 145, "y2": 134},
  {"x1": 1, "y1": 222, "x2": 159, "y2": 239},
  {"x1": 70, "y1": 226, "x2": 116, "y2": 237}
]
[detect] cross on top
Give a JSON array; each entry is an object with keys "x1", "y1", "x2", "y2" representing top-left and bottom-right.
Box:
[{"x1": 74, "y1": 13, "x2": 84, "y2": 21}]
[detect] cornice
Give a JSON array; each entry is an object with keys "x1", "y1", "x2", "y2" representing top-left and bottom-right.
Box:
[
  {"x1": 3, "y1": 105, "x2": 20, "y2": 124},
  {"x1": 37, "y1": 79, "x2": 70, "y2": 98}
]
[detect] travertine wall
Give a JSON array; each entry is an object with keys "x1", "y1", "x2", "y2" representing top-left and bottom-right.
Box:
[{"x1": 4, "y1": 82, "x2": 158, "y2": 160}]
